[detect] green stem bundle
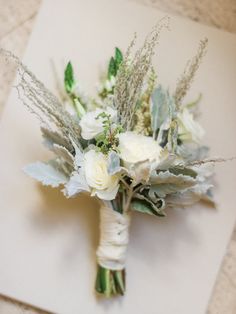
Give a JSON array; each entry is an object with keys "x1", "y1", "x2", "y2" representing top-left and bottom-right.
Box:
[{"x1": 95, "y1": 265, "x2": 126, "y2": 297}]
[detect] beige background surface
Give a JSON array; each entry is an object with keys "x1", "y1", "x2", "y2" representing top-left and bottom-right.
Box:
[{"x1": 0, "y1": 1, "x2": 236, "y2": 313}]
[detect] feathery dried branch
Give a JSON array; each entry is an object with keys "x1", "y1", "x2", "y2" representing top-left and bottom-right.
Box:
[
  {"x1": 0, "y1": 48, "x2": 82, "y2": 151},
  {"x1": 114, "y1": 17, "x2": 170, "y2": 130},
  {"x1": 186, "y1": 156, "x2": 236, "y2": 166},
  {"x1": 174, "y1": 38, "x2": 208, "y2": 107}
]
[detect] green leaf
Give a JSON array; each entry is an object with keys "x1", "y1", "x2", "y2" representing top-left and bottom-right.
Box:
[
  {"x1": 64, "y1": 61, "x2": 74, "y2": 93},
  {"x1": 108, "y1": 57, "x2": 116, "y2": 79},
  {"x1": 115, "y1": 47, "x2": 123, "y2": 66},
  {"x1": 107, "y1": 48, "x2": 123, "y2": 79},
  {"x1": 131, "y1": 198, "x2": 166, "y2": 217}
]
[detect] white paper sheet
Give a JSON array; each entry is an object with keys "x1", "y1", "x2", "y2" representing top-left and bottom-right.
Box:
[{"x1": 1, "y1": 0, "x2": 236, "y2": 313}]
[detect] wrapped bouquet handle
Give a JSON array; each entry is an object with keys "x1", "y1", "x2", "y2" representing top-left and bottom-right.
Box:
[{"x1": 96, "y1": 201, "x2": 130, "y2": 296}]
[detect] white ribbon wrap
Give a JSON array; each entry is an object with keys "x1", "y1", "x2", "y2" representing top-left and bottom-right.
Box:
[{"x1": 96, "y1": 201, "x2": 130, "y2": 270}]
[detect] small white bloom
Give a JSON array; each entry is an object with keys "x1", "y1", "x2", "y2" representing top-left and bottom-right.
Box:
[
  {"x1": 104, "y1": 75, "x2": 116, "y2": 92},
  {"x1": 177, "y1": 108, "x2": 205, "y2": 144},
  {"x1": 105, "y1": 80, "x2": 113, "y2": 91},
  {"x1": 84, "y1": 150, "x2": 119, "y2": 200},
  {"x1": 97, "y1": 75, "x2": 116, "y2": 93},
  {"x1": 110, "y1": 75, "x2": 116, "y2": 86},
  {"x1": 79, "y1": 107, "x2": 117, "y2": 140},
  {"x1": 71, "y1": 83, "x2": 88, "y2": 103},
  {"x1": 118, "y1": 132, "x2": 163, "y2": 183}
]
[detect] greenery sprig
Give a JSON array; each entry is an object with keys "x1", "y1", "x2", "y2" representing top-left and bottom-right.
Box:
[
  {"x1": 108, "y1": 47, "x2": 123, "y2": 79},
  {"x1": 64, "y1": 61, "x2": 86, "y2": 118},
  {"x1": 99, "y1": 48, "x2": 123, "y2": 100},
  {"x1": 95, "y1": 112, "x2": 123, "y2": 154}
]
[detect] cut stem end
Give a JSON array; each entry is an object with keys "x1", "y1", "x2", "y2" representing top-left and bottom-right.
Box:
[{"x1": 95, "y1": 264, "x2": 126, "y2": 297}]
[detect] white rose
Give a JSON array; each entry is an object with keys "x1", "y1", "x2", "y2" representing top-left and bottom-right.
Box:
[
  {"x1": 118, "y1": 131, "x2": 163, "y2": 164},
  {"x1": 118, "y1": 132, "x2": 163, "y2": 183},
  {"x1": 84, "y1": 150, "x2": 119, "y2": 200},
  {"x1": 79, "y1": 107, "x2": 117, "y2": 140},
  {"x1": 177, "y1": 108, "x2": 205, "y2": 144}
]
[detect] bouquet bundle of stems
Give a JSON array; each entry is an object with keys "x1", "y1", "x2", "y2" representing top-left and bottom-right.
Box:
[{"x1": 0, "y1": 18, "x2": 216, "y2": 297}]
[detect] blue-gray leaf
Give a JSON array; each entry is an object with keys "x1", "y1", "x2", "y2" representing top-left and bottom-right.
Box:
[
  {"x1": 149, "y1": 170, "x2": 196, "y2": 198},
  {"x1": 24, "y1": 161, "x2": 68, "y2": 188},
  {"x1": 64, "y1": 171, "x2": 90, "y2": 197},
  {"x1": 151, "y1": 85, "x2": 176, "y2": 139},
  {"x1": 107, "y1": 151, "x2": 120, "y2": 175},
  {"x1": 166, "y1": 182, "x2": 214, "y2": 207}
]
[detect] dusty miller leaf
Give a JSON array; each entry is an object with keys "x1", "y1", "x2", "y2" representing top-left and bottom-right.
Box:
[
  {"x1": 166, "y1": 182, "x2": 214, "y2": 207},
  {"x1": 177, "y1": 143, "x2": 209, "y2": 162},
  {"x1": 151, "y1": 85, "x2": 167, "y2": 132},
  {"x1": 107, "y1": 151, "x2": 120, "y2": 175},
  {"x1": 151, "y1": 85, "x2": 176, "y2": 140},
  {"x1": 156, "y1": 153, "x2": 181, "y2": 172},
  {"x1": 24, "y1": 161, "x2": 68, "y2": 188},
  {"x1": 70, "y1": 137, "x2": 84, "y2": 169},
  {"x1": 64, "y1": 171, "x2": 90, "y2": 198},
  {"x1": 149, "y1": 170, "x2": 196, "y2": 198}
]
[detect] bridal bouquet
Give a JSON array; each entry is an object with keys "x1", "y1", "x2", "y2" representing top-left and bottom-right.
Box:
[{"x1": 1, "y1": 20, "x2": 216, "y2": 297}]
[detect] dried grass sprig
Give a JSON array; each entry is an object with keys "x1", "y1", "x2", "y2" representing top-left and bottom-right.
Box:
[
  {"x1": 174, "y1": 38, "x2": 208, "y2": 107},
  {"x1": 0, "y1": 49, "x2": 81, "y2": 150},
  {"x1": 114, "y1": 17, "x2": 170, "y2": 130}
]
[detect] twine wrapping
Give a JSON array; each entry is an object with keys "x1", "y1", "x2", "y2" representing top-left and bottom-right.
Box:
[{"x1": 96, "y1": 201, "x2": 130, "y2": 270}]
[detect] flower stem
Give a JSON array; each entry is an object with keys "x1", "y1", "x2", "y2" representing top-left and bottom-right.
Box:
[{"x1": 95, "y1": 264, "x2": 125, "y2": 297}]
